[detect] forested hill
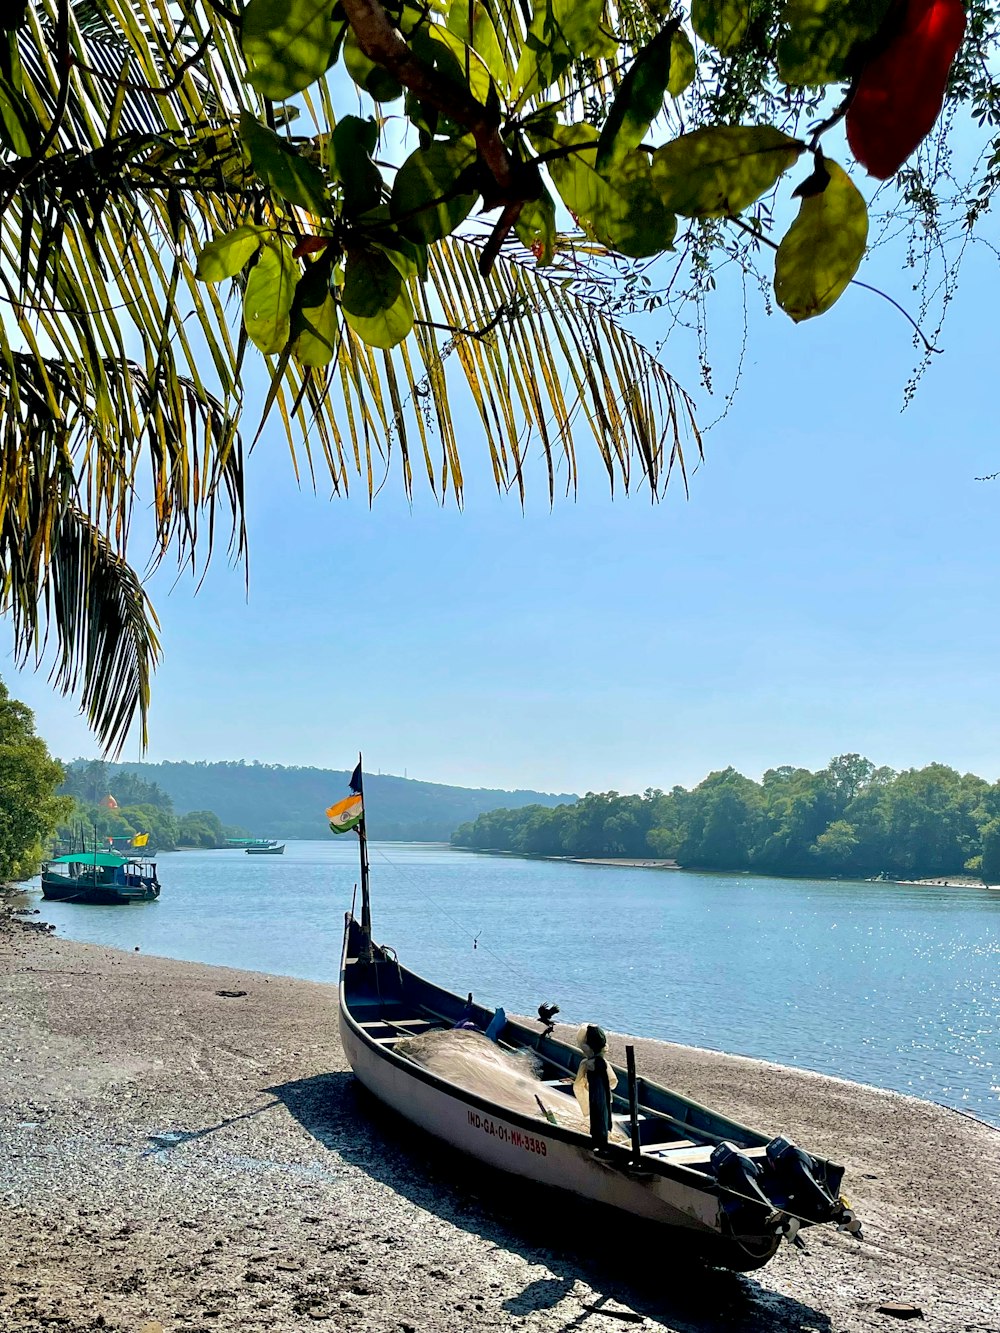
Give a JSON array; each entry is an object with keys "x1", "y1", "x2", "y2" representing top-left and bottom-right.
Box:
[
  {"x1": 63, "y1": 760, "x2": 576, "y2": 842},
  {"x1": 451, "y1": 756, "x2": 1000, "y2": 881}
]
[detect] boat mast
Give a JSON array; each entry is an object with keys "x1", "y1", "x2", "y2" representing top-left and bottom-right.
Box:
[{"x1": 356, "y1": 754, "x2": 373, "y2": 959}]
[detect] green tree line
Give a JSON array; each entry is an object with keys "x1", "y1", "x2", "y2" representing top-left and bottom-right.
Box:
[
  {"x1": 56, "y1": 761, "x2": 247, "y2": 852},
  {"x1": 451, "y1": 756, "x2": 1000, "y2": 882},
  {"x1": 0, "y1": 679, "x2": 70, "y2": 882},
  {"x1": 60, "y1": 759, "x2": 575, "y2": 842}
]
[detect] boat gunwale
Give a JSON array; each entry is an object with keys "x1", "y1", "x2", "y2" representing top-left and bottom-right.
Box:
[{"x1": 338, "y1": 915, "x2": 759, "y2": 1190}]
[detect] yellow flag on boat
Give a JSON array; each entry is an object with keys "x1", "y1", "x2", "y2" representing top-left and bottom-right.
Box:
[
  {"x1": 132, "y1": 832, "x2": 149, "y2": 847},
  {"x1": 327, "y1": 793, "x2": 364, "y2": 834}
]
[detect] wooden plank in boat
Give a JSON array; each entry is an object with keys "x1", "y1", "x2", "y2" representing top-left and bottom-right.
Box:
[
  {"x1": 642, "y1": 1139, "x2": 696, "y2": 1153},
  {"x1": 358, "y1": 1018, "x2": 433, "y2": 1029},
  {"x1": 658, "y1": 1143, "x2": 769, "y2": 1164}
]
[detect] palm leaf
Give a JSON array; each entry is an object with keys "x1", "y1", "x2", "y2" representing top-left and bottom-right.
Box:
[{"x1": 1, "y1": 0, "x2": 701, "y2": 752}]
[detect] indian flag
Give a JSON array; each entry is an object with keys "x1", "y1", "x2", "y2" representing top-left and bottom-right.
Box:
[{"x1": 327, "y1": 793, "x2": 363, "y2": 834}]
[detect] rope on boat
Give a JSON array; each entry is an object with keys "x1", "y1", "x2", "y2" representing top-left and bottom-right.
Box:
[{"x1": 930, "y1": 1101, "x2": 1000, "y2": 1133}]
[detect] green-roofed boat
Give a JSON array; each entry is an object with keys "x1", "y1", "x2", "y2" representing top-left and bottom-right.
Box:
[{"x1": 41, "y1": 851, "x2": 160, "y2": 904}]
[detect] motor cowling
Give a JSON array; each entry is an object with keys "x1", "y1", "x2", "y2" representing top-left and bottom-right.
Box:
[
  {"x1": 711, "y1": 1141, "x2": 779, "y2": 1236},
  {"x1": 764, "y1": 1136, "x2": 842, "y2": 1223}
]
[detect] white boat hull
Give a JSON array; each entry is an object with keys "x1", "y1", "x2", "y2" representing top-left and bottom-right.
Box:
[{"x1": 339, "y1": 1013, "x2": 721, "y2": 1234}]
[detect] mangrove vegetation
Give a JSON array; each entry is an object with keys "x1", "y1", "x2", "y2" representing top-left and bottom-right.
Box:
[
  {"x1": 451, "y1": 756, "x2": 1000, "y2": 881},
  {"x1": 0, "y1": 679, "x2": 70, "y2": 882}
]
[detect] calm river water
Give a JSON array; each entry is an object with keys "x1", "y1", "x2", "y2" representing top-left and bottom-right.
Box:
[{"x1": 24, "y1": 840, "x2": 1000, "y2": 1127}]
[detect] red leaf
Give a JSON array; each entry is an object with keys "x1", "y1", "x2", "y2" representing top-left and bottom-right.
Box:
[
  {"x1": 292, "y1": 236, "x2": 333, "y2": 259},
  {"x1": 846, "y1": 0, "x2": 966, "y2": 179}
]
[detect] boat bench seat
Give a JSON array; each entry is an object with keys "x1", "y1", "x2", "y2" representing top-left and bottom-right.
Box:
[
  {"x1": 657, "y1": 1144, "x2": 769, "y2": 1165},
  {"x1": 359, "y1": 1018, "x2": 433, "y2": 1030},
  {"x1": 642, "y1": 1139, "x2": 696, "y2": 1154}
]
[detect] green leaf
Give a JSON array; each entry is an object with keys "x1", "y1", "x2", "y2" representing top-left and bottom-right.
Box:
[
  {"x1": 244, "y1": 239, "x2": 299, "y2": 354},
  {"x1": 372, "y1": 236, "x2": 428, "y2": 281},
  {"x1": 242, "y1": 0, "x2": 345, "y2": 99},
  {"x1": 515, "y1": 187, "x2": 558, "y2": 265},
  {"x1": 342, "y1": 248, "x2": 403, "y2": 319},
  {"x1": 343, "y1": 28, "x2": 404, "y2": 102},
  {"x1": 289, "y1": 249, "x2": 337, "y2": 370},
  {"x1": 239, "y1": 113, "x2": 333, "y2": 215},
  {"x1": 292, "y1": 290, "x2": 339, "y2": 365},
  {"x1": 447, "y1": 0, "x2": 509, "y2": 93},
  {"x1": 390, "y1": 137, "x2": 479, "y2": 244},
  {"x1": 667, "y1": 29, "x2": 697, "y2": 97},
  {"x1": 341, "y1": 250, "x2": 415, "y2": 348},
  {"x1": 651, "y1": 125, "x2": 804, "y2": 217},
  {"x1": 532, "y1": 123, "x2": 677, "y2": 258},
  {"x1": 596, "y1": 24, "x2": 689, "y2": 173},
  {"x1": 425, "y1": 26, "x2": 495, "y2": 103},
  {"x1": 690, "y1": 0, "x2": 750, "y2": 53},
  {"x1": 774, "y1": 159, "x2": 868, "y2": 321},
  {"x1": 196, "y1": 225, "x2": 264, "y2": 282},
  {"x1": 778, "y1": 0, "x2": 892, "y2": 86},
  {"x1": 513, "y1": 0, "x2": 616, "y2": 101},
  {"x1": 330, "y1": 116, "x2": 383, "y2": 215}
]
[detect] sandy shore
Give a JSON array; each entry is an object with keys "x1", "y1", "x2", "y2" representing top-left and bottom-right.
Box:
[
  {"x1": 1, "y1": 912, "x2": 998, "y2": 1333},
  {"x1": 900, "y1": 877, "x2": 1000, "y2": 890},
  {"x1": 569, "y1": 859, "x2": 680, "y2": 869}
]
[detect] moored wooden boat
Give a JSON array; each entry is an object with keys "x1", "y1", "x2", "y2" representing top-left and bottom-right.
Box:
[
  {"x1": 336, "y1": 763, "x2": 863, "y2": 1272},
  {"x1": 246, "y1": 842, "x2": 285, "y2": 855},
  {"x1": 41, "y1": 851, "x2": 160, "y2": 904}
]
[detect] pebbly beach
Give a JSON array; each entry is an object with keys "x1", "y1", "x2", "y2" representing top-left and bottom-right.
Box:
[{"x1": 1, "y1": 908, "x2": 998, "y2": 1333}]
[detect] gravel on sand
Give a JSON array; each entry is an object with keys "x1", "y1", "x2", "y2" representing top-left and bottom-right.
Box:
[{"x1": 1, "y1": 910, "x2": 997, "y2": 1333}]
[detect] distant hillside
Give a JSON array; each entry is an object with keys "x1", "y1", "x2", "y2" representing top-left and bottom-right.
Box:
[{"x1": 65, "y1": 760, "x2": 577, "y2": 842}]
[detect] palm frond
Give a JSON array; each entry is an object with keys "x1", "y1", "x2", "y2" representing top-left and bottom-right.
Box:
[
  {"x1": 1, "y1": 0, "x2": 702, "y2": 752},
  {"x1": 0, "y1": 350, "x2": 238, "y2": 752}
]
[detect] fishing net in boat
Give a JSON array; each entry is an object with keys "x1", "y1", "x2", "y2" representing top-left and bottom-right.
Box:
[{"x1": 395, "y1": 1028, "x2": 625, "y2": 1139}]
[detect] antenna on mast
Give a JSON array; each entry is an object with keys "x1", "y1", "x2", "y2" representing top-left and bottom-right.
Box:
[
  {"x1": 355, "y1": 753, "x2": 372, "y2": 962},
  {"x1": 327, "y1": 757, "x2": 372, "y2": 962}
]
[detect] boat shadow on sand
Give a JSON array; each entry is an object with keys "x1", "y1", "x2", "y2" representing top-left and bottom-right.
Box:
[{"x1": 270, "y1": 1070, "x2": 833, "y2": 1333}]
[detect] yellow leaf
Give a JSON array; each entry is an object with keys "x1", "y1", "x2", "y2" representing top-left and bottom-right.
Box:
[
  {"x1": 651, "y1": 125, "x2": 804, "y2": 217},
  {"x1": 774, "y1": 160, "x2": 868, "y2": 321}
]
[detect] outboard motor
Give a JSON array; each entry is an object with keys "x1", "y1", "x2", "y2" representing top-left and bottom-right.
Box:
[
  {"x1": 764, "y1": 1136, "x2": 857, "y2": 1233},
  {"x1": 711, "y1": 1141, "x2": 780, "y2": 1238}
]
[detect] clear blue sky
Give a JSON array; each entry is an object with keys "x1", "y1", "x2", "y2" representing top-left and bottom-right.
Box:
[{"x1": 6, "y1": 194, "x2": 1000, "y2": 796}]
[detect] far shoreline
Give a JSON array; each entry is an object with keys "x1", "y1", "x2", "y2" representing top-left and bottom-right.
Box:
[{"x1": 456, "y1": 845, "x2": 1000, "y2": 889}]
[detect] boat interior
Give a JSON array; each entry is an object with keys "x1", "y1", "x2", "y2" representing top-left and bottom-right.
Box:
[{"x1": 342, "y1": 919, "x2": 771, "y2": 1177}]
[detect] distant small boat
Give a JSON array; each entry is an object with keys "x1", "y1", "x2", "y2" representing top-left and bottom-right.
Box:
[
  {"x1": 42, "y1": 851, "x2": 160, "y2": 904},
  {"x1": 246, "y1": 842, "x2": 285, "y2": 855}
]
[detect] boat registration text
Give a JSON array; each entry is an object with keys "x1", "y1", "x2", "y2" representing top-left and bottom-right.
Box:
[{"x1": 467, "y1": 1110, "x2": 548, "y2": 1156}]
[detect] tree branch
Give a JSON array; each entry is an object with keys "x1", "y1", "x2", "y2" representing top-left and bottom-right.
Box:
[
  {"x1": 340, "y1": 0, "x2": 514, "y2": 192},
  {"x1": 338, "y1": 0, "x2": 534, "y2": 272}
]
